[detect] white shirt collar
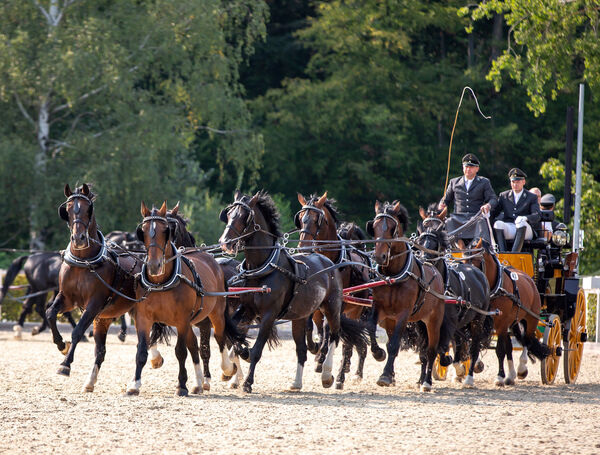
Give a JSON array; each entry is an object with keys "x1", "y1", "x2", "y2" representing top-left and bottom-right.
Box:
[{"x1": 513, "y1": 190, "x2": 524, "y2": 202}]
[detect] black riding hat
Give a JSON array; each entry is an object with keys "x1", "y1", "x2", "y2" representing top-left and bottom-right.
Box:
[
  {"x1": 508, "y1": 168, "x2": 527, "y2": 180},
  {"x1": 462, "y1": 153, "x2": 480, "y2": 167}
]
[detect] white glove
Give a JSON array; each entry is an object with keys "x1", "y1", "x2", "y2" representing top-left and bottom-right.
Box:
[
  {"x1": 515, "y1": 216, "x2": 528, "y2": 228},
  {"x1": 482, "y1": 210, "x2": 490, "y2": 219}
]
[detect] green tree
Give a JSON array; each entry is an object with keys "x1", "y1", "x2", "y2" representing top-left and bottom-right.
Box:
[{"x1": 0, "y1": 0, "x2": 267, "y2": 249}]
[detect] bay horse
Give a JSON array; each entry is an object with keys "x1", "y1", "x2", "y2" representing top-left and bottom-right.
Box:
[
  {"x1": 471, "y1": 238, "x2": 550, "y2": 385},
  {"x1": 295, "y1": 191, "x2": 385, "y2": 389},
  {"x1": 46, "y1": 183, "x2": 144, "y2": 392},
  {"x1": 0, "y1": 252, "x2": 78, "y2": 339},
  {"x1": 366, "y1": 200, "x2": 447, "y2": 391},
  {"x1": 127, "y1": 201, "x2": 245, "y2": 396},
  {"x1": 219, "y1": 190, "x2": 367, "y2": 393},
  {"x1": 416, "y1": 211, "x2": 494, "y2": 387}
]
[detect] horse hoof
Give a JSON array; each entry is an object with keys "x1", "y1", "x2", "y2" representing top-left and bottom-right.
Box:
[
  {"x1": 175, "y1": 387, "x2": 188, "y2": 397},
  {"x1": 243, "y1": 383, "x2": 252, "y2": 393},
  {"x1": 517, "y1": 369, "x2": 528, "y2": 380},
  {"x1": 322, "y1": 375, "x2": 334, "y2": 388},
  {"x1": 60, "y1": 342, "x2": 71, "y2": 356},
  {"x1": 239, "y1": 347, "x2": 250, "y2": 362},
  {"x1": 228, "y1": 382, "x2": 239, "y2": 389},
  {"x1": 191, "y1": 386, "x2": 202, "y2": 395},
  {"x1": 221, "y1": 373, "x2": 232, "y2": 381},
  {"x1": 335, "y1": 382, "x2": 344, "y2": 390},
  {"x1": 352, "y1": 374, "x2": 363, "y2": 384},
  {"x1": 126, "y1": 389, "x2": 139, "y2": 396},
  {"x1": 372, "y1": 348, "x2": 386, "y2": 362},
  {"x1": 315, "y1": 364, "x2": 323, "y2": 373},
  {"x1": 377, "y1": 375, "x2": 393, "y2": 387},
  {"x1": 343, "y1": 365, "x2": 350, "y2": 373},
  {"x1": 13, "y1": 333, "x2": 22, "y2": 340},
  {"x1": 118, "y1": 332, "x2": 127, "y2": 343},
  {"x1": 57, "y1": 366, "x2": 71, "y2": 376},
  {"x1": 420, "y1": 383, "x2": 432, "y2": 392},
  {"x1": 474, "y1": 360, "x2": 485, "y2": 374},
  {"x1": 495, "y1": 378, "x2": 505, "y2": 387},
  {"x1": 289, "y1": 384, "x2": 302, "y2": 392},
  {"x1": 31, "y1": 327, "x2": 40, "y2": 336},
  {"x1": 504, "y1": 377, "x2": 515, "y2": 386},
  {"x1": 151, "y1": 356, "x2": 164, "y2": 369},
  {"x1": 83, "y1": 384, "x2": 94, "y2": 393},
  {"x1": 463, "y1": 377, "x2": 475, "y2": 389},
  {"x1": 203, "y1": 381, "x2": 211, "y2": 391}
]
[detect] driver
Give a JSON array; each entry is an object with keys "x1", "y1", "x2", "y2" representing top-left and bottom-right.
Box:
[{"x1": 438, "y1": 153, "x2": 497, "y2": 247}]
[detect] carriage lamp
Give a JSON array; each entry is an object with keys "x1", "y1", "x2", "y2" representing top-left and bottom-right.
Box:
[{"x1": 552, "y1": 228, "x2": 569, "y2": 247}]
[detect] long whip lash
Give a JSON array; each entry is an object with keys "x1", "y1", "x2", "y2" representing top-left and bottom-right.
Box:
[{"x1": 443, "y1": 87, "x2": 492, "y2": 197}]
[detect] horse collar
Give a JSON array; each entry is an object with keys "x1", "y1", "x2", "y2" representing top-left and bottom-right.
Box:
[
  {"x1": 335, "y1": 234, "x2": 347, "y2": 265},
  {"x1": 490, "y1": 253, "x2": 504, "y2": 297},
  {"x1": 229, "y1": 244, "x2": 282, "y2": 285},
  {"x1": 375, "y1": 246, "x2": 413, "y2": 283},
  {"x1": 63, "y1": 231, "x2": 107, "y2": 268},
  {"x1": 138, "y1": 242, "x2": 181, "y2": 292}
]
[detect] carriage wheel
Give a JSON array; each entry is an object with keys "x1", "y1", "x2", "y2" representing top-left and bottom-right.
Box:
[
  {"x1": 563, "y1": 289, "x2": 586, "y2": 384},
  {"x1": 432, "y1": 355, "x2": 448, "y2": 381},
  {"x1": 540, "y1": 315, "x2": 562, "y2": 385}
]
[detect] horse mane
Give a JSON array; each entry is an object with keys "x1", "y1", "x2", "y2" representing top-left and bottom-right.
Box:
[
  {"x1": 306, "y1": 194, "x2": 341, "y2": 226},
  {"x1": 245, "y1": 190, "x2": 282, "y2": 238},
  {"x1": 167, "y1": 210, "x2": 196, "y2": 247},
  {"x1": 384, "y1": 201, "x2": 409, "y2": 232}
]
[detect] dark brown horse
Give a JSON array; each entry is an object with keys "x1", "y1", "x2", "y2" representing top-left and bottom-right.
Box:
[
  {"x1": 127, "y1": 201, "x2": 245, "y2": 396},
  {"x1": 471, "y1": 238, "x2": 550, "y2": 385},
  {"x1": 47, "y1": 184, "x2": 143, "y2": 392},
  {"x1": 295, "y1": 191, "x2": 384, "y2": 389},
  {"x1": 219, "y1": 190, "x2": 367, "y2": 393},
  {"x1": 366, "y1": 200, "x2": 447, "y2": 391}
]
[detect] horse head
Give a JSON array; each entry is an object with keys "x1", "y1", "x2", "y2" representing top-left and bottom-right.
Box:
[
  {"x1": 367, "y1": 200, "x2": 409, "y2": 266},
  {"x1": 59, "y1": 183, "x2": 96, "y2": 250},
  {"x1": 138, "y1": 201, "x2": 171, "y2": 276},
  {"x1": 296, "y1": 191, "x2": 338, "y2": 248}
]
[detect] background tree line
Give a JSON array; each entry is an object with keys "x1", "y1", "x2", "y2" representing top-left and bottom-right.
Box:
[{"x1": 1, "y1": 0, "x2": 599, "y2": 273}]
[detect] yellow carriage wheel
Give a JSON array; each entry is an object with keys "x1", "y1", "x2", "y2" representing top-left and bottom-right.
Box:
[
  {"x1": 540, "y1": 315, "x2": 562, "y2": 385},
  {"x1": 563, "y1": 289, "x2": 586, "y2": 384}
]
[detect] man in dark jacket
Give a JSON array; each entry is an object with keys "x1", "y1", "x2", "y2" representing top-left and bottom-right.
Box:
[
  {"x1": 438, "y1": 153, "x2": 498, "y2": 246},
  {"x1": 491, "y1": 168, "x2": 541, "y2": 252}
]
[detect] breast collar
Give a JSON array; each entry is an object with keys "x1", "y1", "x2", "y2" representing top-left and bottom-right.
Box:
[
  {"x1": 138, "y1": 242, "x2": 182, "y2": 292},
  {"x1": 334, "y1": 234, "x2": 348, "y2": 265},
  {"x1": 228, "y1": 244, "x2": 282, "y2": 286},
  {"x1": 490, "y1": 253, "x2": 504, "y2": 297},
  {"x1": 63, "y1": 231, "x2": 108, "y2": 268},
  {"x1": 375, "y1": 245, "x2": 414, "y2": 283}
]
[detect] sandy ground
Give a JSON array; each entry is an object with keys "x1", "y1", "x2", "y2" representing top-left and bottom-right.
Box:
[{"x1": 1, "y1": 326, "x2": 599, "y2": 455}]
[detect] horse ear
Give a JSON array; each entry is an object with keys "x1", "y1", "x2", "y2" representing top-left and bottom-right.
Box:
[
  {"x1": 249, "y1": 192, "x2": 259, "y2": 208},
  {"x1": 234, "y1": 189, "x2": 242, "y2": 201},
  {"x1": 374, "y1": 200, "x2": 382, "y2": 213},
  {"x1": 136, "y1": 225, "x2": 144, "y2": 242},
  {"x1": 316, "y1": 191, "x2": 328, "y2": 208},
  {"x1": 158, "y1": 201, "x2": 167, "y2": 217},
  {"x1": 392, "y1": 200, "x2": 403, "y2": 214},
  {"x1": 82, "y1": 183, "x2": 90, "y2": 196},
  {"x1": 59, "y1": 204, "x2": 68, "y2": 221},
  {"x1": 170, "y1": 201, "x2": 180, "y2": 217},
  {"x1": 297, "y1": 193, "x2": 307, "y2": 206},
  {"x1": 219, "y1": 207, "x2": 229, "y2": 223},
  {"x1": 419, "y1": 207, "x2": 426, "y2": 220},
  {"x1": 366, "y1": 220, "x2": 374, "y2": 237},
  {"x1": 64, "y1": 184, "x2": 72, "y2": 197},
  {"x1": 294, "y1": 211, "x2": 302, "y2": 229},
  {"x1": 141, "y1": 201, "x2": 150, "y2": 217}
]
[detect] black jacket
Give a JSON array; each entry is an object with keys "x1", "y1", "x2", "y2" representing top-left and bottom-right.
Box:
[
  {"x1": 491, "y1": 189, "x2": 541, "y2": 224},
  {"x1": 440, "y1": 175, "x2": 498, "y2": 215}
]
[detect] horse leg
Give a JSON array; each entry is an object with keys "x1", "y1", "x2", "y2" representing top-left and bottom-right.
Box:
[
  {"x1": 210, "y1": 305, "x2": 243, "y2": 390},
  {"x1": 377, "y1": 317, "x2": 406, "y2": 387},
  {"x1": 365, "y1": 306, "x2": 386, "y2": 361},
  {"x1": 463, "y1": 322, "x2": 484, "y2": 389},
  {"x1": 451, "y1": 340, "x2": 467, "y2": 383},
  {"x1": 181, "y1": 325, "x2": 201, "y2": 395},
  {"x1": 242, "y1": 313, "x2": 277, "y2": 393},
  {"x1": 504, "y1": 334, "x2": 517, "y2": 386},
  {"x1": 289, "y1": 318, "x2": 308, "y2": 391},
  {"x1": 13, "y1": 290, "x2": 34, "y2": 339},
  {"x1": 306, "y1": 312, "x2": 318, "y2": 355},
  {"x1": 197, "y1": 318, "x2": 212, "y2": 390},
  {"x1": 421, "y1": 318, "x2": 442, "y2": 392},
  {"x1": 495, "y1": 332, "x2": 508, "y2": 386},
  {"x1": 335, "y1": 342, "x2": 352, "y2": 390},
  {"x1": 31, "y1": 294, "x2": 49, "y2": 335},
  {"x1": 315, "y1": 323, "x2": 330, "y2": 373},
  {"x1": 46, "y1": 292, "x2": 69, "y2": 355},
  {"x1": 57, "y1": 297, "x2": 104, "y2": 376},
  {"x1": 517, "y1": 347, "x2": 529, "y2": 379},
  {"x1": 118, "y1": 314, "x2": 127, "y2": 342},
  {"x1": 126, "y1": 320, "x2": 151, "y2": 396},
  {"x1": 353, "y1": 340, "x2": 367, "y2": 382},
  {"x1": 82, "y1": 318, "x2": 110, "y2": 392}
]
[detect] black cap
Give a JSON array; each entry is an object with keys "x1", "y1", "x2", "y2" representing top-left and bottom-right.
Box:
[
  {"x1": 540, "y1": 193, "x2": 556, "y2": 206},
  {"x1": 508, "y1": 168, "x2": 527, "y2": 180},
  {"x1": 462, "y1": 153, "x2": 480, "y2": 167}
]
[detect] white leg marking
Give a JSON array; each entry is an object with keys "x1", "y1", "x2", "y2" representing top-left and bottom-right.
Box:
[
  {"x1": 451, "y1": 362, "x2": 464, "y2": 383},
  {"x1": 518, "y1": 348, "x2": 528, "y2": 375},
  {"x1": 83, "y1": 365, "x2": 99, "y2": 392},
  {"x1": 228, "y1": 355, "x2": 243, "y2": 389},
  {"x1": 290, "y1": 363, "x2": 304, "y2": 391},
  {"x1": 505, "y1": 359, "x2": 516, "y2": 385},
  {"x1": 322, "y1": 341, "x2": 337, "y2": 378},
  {"x1": 13, "y1": 324, "x2": 22, "y2": 340},
  {"x1": 126, "y1": 379, "x2": 142, "y2": 394},
  {"x1": 420, "y1": 381, "x2": 432, "y2": 392},
  {"x1": 221, "y1": 348, "x2": 235, "y2": 376},
  {"x1": 191, "y1": 362, "x2": 203, "y2": 394},
  {"x1": 463, "y1": 375, "x2": 475, "y2": 388},
  {"x1": 149, "y1": 345, "x2": 160, "y2": 360},
  {"x1": 495, "y1": 375, "x2": 505, "y2": 387}
]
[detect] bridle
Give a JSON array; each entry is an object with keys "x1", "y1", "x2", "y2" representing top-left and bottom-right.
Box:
[
  {"x1": 220, "y1": 200, "x2": 261, "y2": 253},
  {"x1": 137, "y1": 215, "x2": 171, "y2": 275},
  {"x1": 59, "y1": 193, "x2": 94, "y2": 250},
  {"x1": 369, "y1": 211, "x2": 400, "y2": 267},
  {"x1": 294, "y1": 205, "x2": 326, "y2": 240}
]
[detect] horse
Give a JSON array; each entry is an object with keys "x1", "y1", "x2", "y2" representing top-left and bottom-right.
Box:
[
  {"x1": 470, "y1": 238, "x2": 550, "y2": 385},
  {"x1": 295, "y1": 191, "x2": 385, "y2": 389},
  {"x1": 219, "y1": 190, "x2": 368, "y2": 393},
  {"x1": 0, "y1": 252, "x2": 78, "y2": 339},
  {"x1": 416, "y1": 211, "x2": 494, "y2": 387},
  {"x1": 46, "y1": 183, "x2": 144, "y2": 392},
  {"x1": 127, "y1": 201, "x2": 245, "y2": 396},
  {"x1": 366, "y1": 200, "x2": 448, "y2": 391}
]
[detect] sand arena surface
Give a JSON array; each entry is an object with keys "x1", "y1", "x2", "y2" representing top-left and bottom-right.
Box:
[{"x1": 1, "y1": 327, "x2": 599, "y2": 455}]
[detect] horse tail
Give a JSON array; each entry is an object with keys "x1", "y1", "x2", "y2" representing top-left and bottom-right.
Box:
[
  {"x1": 223, "y1": 306, "x2": 248, "y2": 348},
  {"x1": 0, "y1": 255, "x2": 28, "y2": 305},
  {"x1": 512, "y1": 321, "x2": 550, "y2": 361},
  {"x1": 339, "y1": 314, "x2": 369, "y2": 349},
  {"x1": 149, "y1": 322, "x2": 174, "y2": 346}
]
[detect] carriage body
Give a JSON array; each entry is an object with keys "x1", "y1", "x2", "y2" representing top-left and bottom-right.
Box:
[{"x1": 497, "y1": 232, "x2": 586, "y2": 384}]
